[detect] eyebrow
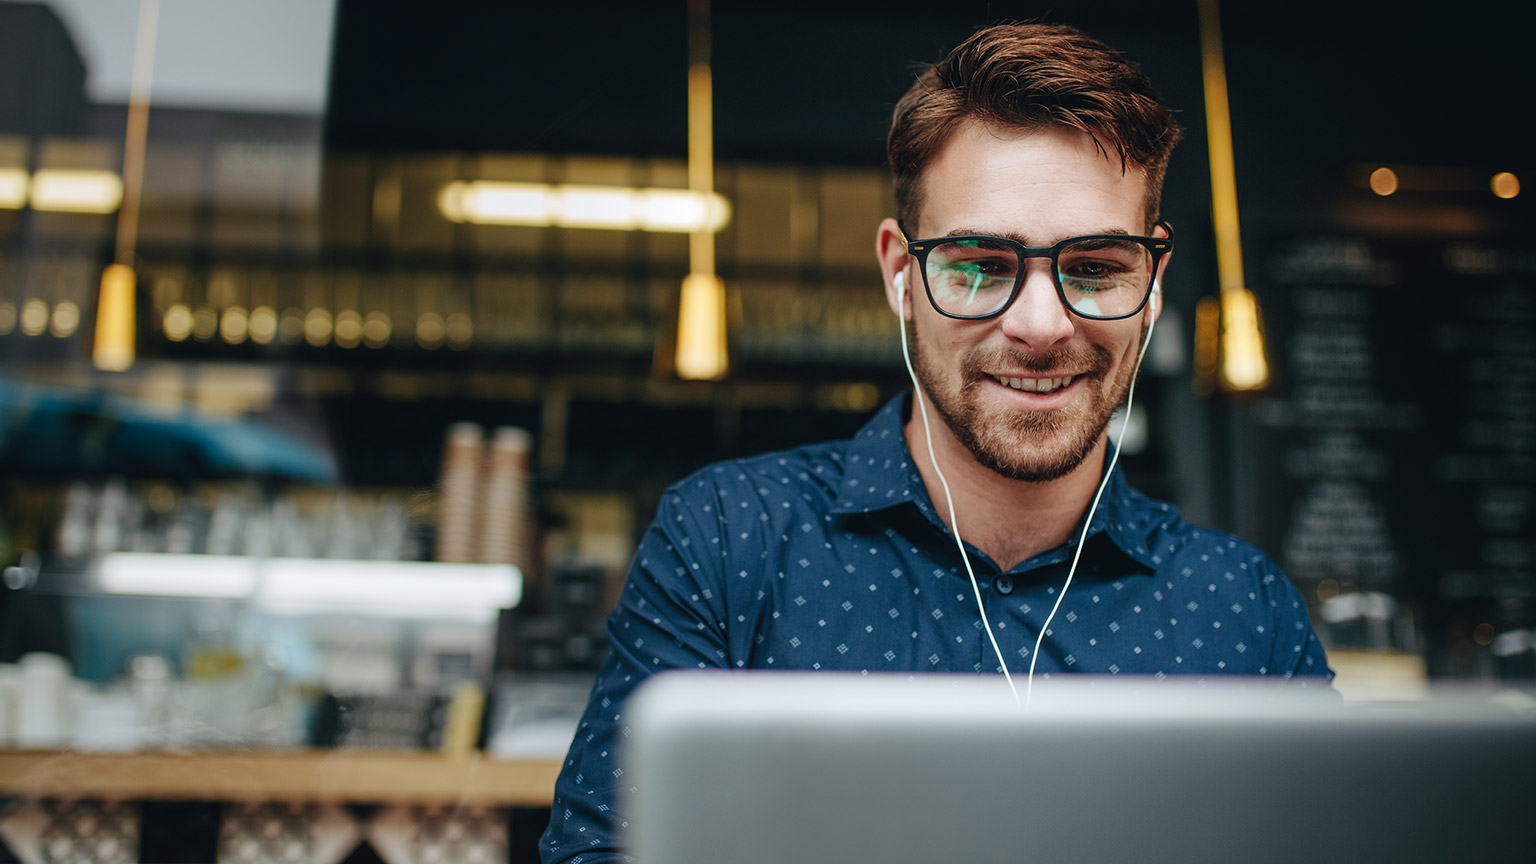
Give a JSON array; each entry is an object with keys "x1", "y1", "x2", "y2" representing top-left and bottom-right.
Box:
[{"x1": 941, "y1": 227, "x2": 1132, "y2": 245}]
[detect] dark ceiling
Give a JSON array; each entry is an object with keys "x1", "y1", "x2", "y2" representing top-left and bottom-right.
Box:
[
  {"x1": 325, "y1": 0, "x2": 1535, "y2": 172},
  {"x1": 323, "y1": 0, "x2": 1536, "y2": 244}
]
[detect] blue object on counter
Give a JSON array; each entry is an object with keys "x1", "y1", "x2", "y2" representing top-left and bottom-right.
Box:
[{"x1": 0, "y1": 379, "x2": 336, "y2": 482}]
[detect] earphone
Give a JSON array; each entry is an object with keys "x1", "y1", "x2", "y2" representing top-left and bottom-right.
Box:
[{"x1": 896, "y1": 265, "x2": 1159, "y2": 707}]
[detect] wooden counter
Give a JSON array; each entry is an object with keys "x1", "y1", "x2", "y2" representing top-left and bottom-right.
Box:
[{"x1": 0, "y1": 749, "x2": 562, "y2": 806}]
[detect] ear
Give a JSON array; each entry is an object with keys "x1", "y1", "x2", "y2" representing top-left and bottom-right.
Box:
[
  {"x1": 876, "y1": 217, "x2": 914, "y2": 319},
  {"x1": 1147, "y1": 221, "x2": 1174, "y2": 324}
]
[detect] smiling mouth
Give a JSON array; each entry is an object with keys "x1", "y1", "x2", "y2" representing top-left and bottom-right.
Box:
[{"x1": 994, "y1": 374, "x2": 1076, "y2": 394}]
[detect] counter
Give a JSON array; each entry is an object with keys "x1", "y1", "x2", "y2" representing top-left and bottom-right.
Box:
[{"x1": 0, "y1": 749, "x2": 562, "y2": 806}]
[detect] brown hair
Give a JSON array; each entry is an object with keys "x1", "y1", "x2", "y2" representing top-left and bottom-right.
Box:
[{"x1": 888, "y1": 23, "x2": 1182, "y2": 233}]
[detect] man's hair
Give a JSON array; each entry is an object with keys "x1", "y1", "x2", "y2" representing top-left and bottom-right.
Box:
[{"x1": 887, "y1": 23, "x2": 1182, "y2": 233}]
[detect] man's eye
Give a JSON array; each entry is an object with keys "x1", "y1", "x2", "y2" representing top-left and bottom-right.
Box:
[
  {"x1": 956, "y1": 257, "x2": 1015, "y2": 276},
  {"x1": 1065, "y1": 260, "x2": 1116, "y2": 278}
]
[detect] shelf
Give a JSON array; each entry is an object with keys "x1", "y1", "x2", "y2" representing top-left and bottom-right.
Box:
[{"x1": 0, "y1": 749, "x2": 563, "y2": 806}]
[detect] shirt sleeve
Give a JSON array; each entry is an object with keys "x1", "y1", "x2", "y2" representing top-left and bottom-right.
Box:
[
  {"x1": 540, "y1": 484, "x2": 731, "y2": 864},
  {"x1": 1259, "y1": 557, "x2": 1335, "y2": 687}
]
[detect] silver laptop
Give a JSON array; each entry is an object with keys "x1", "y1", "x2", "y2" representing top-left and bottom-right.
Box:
[{"x1": 625, "y1": 673, "x2": 1535, "y2": 864}]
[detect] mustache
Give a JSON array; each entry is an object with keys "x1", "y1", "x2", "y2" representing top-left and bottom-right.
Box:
[{"x1": 960, "y1": 344, "x2": 1113, "y2": 378}]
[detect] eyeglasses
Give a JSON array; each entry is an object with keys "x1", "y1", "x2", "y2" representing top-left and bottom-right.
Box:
[{"x1": 903, "y1": 224, "x2": 1173, "y2": 321}]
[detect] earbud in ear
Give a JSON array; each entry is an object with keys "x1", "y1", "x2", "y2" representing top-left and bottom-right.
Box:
[{"x1": 894, "y1": 271, "x2": 906, "y2": 298}]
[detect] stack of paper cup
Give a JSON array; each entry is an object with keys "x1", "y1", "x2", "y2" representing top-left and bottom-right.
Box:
[
  {"x1": 436, "y1": 423, "x2": 484, "y2": 564},
  {"x1": 479, "y1": 426, "x2": 532, "y2": 570}
]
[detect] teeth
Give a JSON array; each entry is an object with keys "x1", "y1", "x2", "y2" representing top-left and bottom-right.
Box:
[{"x1": 999, "y1": 375, "x2": 1073, "y2": 393}]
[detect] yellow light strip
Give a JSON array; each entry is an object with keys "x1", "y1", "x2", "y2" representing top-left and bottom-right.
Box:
[
  {"x1": 1197, "y1": 0, "x2": 1269, "y2": 392},
  {"x1": 30, "y1": 169, "x2": 124, "y2": 213},
  {"x1": 1198, "y1": 0, "x2": 1242, "y2": 293},
  {"x1": 687, "y1": 62, "x2": 717, "y2": 276},
  {"x1": 438, "y1": 181, "x2": 730, "y2": 233},
  {"x1": 0, "y1": 168, "x2": 27, "y2": 209},
  {"x1": 114, "y1": 0, "x2": 159, "y2": 264}
]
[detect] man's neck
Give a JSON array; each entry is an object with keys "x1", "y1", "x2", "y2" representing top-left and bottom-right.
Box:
[{"x1": 904, "y1": 414, "x2": 1108, "y2": 571}]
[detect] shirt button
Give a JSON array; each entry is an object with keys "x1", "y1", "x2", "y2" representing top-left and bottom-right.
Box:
[{"x1": 995, "y1": 576, "x2": 1015, "y2": 595}]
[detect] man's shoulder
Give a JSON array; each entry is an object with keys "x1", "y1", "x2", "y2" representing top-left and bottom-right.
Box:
[
  {"x1": 663, "y1": 436, "x2": 855, "y2": 504},
  {"x1": 1120, "y1": 488, "x2": 1314, "y2": 643},
  {"x1": 1121, "y1": 485, "x2": 1282, "y2": 577}
]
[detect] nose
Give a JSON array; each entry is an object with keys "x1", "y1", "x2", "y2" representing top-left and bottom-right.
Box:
[{"x1": 996, "y1": 262, "x2": 1075, "y2": 350}]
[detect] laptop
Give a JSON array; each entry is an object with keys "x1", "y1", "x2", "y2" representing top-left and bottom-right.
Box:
[{"x1": 625, "y1": 672, "x2": 1534, "y2": 864}]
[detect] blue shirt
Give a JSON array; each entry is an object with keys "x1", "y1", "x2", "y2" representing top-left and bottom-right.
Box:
[{"x1": 541, "y1": 396, "x2": 1332, "y2": 863}]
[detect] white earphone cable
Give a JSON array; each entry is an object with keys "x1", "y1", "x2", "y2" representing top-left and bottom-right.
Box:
[
  {"x1": 896, "y1": 271, "x2": 1020, "y2": 706},
  {"x1": 1024, "y1": 287, "x2": 1158, "y2": 706},
  {"x1": 897, "y1": 267, "x2": 1161, "y2": 709}
]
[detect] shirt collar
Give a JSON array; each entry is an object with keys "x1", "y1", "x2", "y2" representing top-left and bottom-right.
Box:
[
  {"x1": 831, "y1": 394, "x2": 1165, "y2": 570},
  {"x1": 829, "y1": 395, "x2": 923, "y2": 515}
]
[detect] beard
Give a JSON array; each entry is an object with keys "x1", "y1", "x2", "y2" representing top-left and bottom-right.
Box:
[{"x1": 909, "y1": 322, "x2": 1137, "y2": 483}]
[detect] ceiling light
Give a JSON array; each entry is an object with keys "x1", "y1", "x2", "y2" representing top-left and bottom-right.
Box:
[
  {"x1": 557, "y1": 185, "x2": 636, "y2": 229},
  {"x1": 94, "y1": 264, "x2": 136, "y2": 371},
  {"x1": 1491, "y1": 172, "x2": 1520, "y2": 199},
  {"x1": 1369, "y1": 167, "x2": 1399, "y2": 196},
  {"x1": 441, "y1": 181, "x2": 545, "y2": 224},
  {"x1": 675, "y1": 1, "x2": 728, "y2": 381},
  {"x1": 50, "y1": 301, "x2": 81, "y2": 338},
  {"x1": 30, "y1": 169, "x2": 124, "y2": 213},
  {"x1": 1198, "y1": 0, "x2": 1268, "y2": 395},
  {"x1": 248, "y1": 306, "x2": 278, "y2": 344},
  {"x1": 644, "y1": 188, "x2": 721, "y2": 231},
  {"x1": 676, "y1": 272, "x2": 728, "y2": 381},
  {"x1": 439, "y1": 180, "x2": 730, "y2": 233},
  {"x1": 0, "y1": 168, "x2": 27, "y2": 208},
  {"x1": 1220, "y1": 288, "x2": 1269, "y2": 391}
]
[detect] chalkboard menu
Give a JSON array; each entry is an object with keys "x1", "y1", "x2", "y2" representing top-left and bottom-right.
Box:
[{"x1": 1244, "y1": 235, "x2": 1535, "y2": 673}]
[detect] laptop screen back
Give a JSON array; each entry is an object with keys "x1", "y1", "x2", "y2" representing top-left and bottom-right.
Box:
[{"x1": 626, "y1": 673, "x2": 1534, "y2": 864}]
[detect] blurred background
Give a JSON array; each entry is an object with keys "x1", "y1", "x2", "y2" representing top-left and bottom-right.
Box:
[{"x1": 0, "y1": 0, "x2": 1532, "y2": 859}]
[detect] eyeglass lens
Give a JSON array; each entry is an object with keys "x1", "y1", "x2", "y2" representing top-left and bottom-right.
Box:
[{"x1": 924, "y1": 237, "x2": 1155, "y2": 319}]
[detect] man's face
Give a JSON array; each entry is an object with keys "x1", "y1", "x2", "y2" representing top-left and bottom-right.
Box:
[{"x1": 879, "y1": 122, "x2": 1164, "y2": 483}]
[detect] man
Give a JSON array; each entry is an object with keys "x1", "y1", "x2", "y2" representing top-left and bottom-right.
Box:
[{"x1": 541, "y1": 22, "x2": 1331, "y2": 864}]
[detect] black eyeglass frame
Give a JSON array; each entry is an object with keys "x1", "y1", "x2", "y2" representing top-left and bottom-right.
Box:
[{"x1": 903, "y1": 221, "x2": 1174, "y2": 321}]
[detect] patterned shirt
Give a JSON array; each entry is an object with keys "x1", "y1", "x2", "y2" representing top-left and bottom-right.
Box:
[{"x1": 541, "y1": 396, "x2": 1332, "y2": 863}]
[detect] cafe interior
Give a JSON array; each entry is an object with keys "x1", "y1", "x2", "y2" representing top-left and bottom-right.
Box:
[{"x1": 0, "y1": 1, "x2": 1532, "y2": 862}]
